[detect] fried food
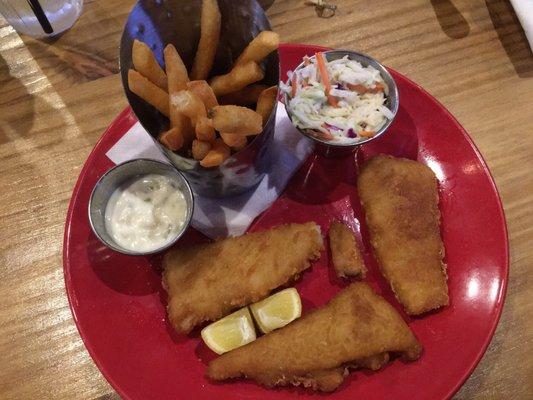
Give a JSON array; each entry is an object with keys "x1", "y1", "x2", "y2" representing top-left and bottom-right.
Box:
[
  {"x1": 158, "y1": 127, "x2": 184, "y2": 151},
  {"x1": 255, "y1": 85, "x2": 277, "y2": 125},
  {"x1": 190, "y1": 0, "x2": 221, "y2": 80},
  {"x1": 207, "y1": 282, "x2": 422, "y2": 392},
  {"x1": 210, "y1": 61, "x2": 265, "y2": 96},
  {"x1": 234, "y1": 30, "x2": 280, "y2": 67},
  {"x1": 129, "y1": 23, "x2": 279, "y2": 163},
  {"x1": 128, "y1": 69, "x2": 169, "y2": 117},
  {"x1": 163, "y1": 44, "x2": 194, "y2": 141},
  {"x1": 209, "y1": 105, "x2": 263, "y2": 135},
  {"x1": 132, "y1": 39, "x2": 167, "y2": 90},
  {"x1": 169, "y1": 106, "x2": 195, "y2": 146},
  {"x1": 163, "y1": 222, "x2": 324, "y2": 334},
  {"x1": 218, "y1": 84, "x2": 268, "y2": 105},
  {"x1": 329, "y1": 220, "x2": 366, "y2": 279},
  {"x1": 192, "y1": 139, "x2": 212, "y2": 160},
  {"x1": 195, "y1": 116, "x2": 216, "y2": 142},
  {"x1": 357, "y1": 154, "x2": 448, "y2": 315},
  {"x1": 200, "y1": 139, "x2": 230, "y2": 167},
  {"x1": 220, "y1": 132, "x2": 247, "y2": 149},
  {"x1": 163, "y1": 44, "x2": 188, "y2": 93},
  {"x1": 187, "y1": 80, "x2": 219, "y2": 109},
  {"x1": 170, "y1": 90, "x2": 206, "y2": 125}
]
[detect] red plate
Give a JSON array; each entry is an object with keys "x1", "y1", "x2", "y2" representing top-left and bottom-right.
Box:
[{"x1": 63, "y1": 44, "x2": 508, "y2": 400}]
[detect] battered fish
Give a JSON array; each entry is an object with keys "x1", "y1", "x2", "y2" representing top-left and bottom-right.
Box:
[
  {"x1": 329, "y1": 220, "x2": 366, "y2": 278},
  {"x1": 357, "y1": 155, "x2": 448, "y2": 315},
  {"x1": 163, "y1": 222, "x2": 323, "y2": 334},
  {"x1": 207, "y1": 282, "x2": 421, "y2": 392}
]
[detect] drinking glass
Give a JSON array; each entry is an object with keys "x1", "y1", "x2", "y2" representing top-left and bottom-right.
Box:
[{"x1": 0, "y1": 0, "x2": 83, "y2": 38}]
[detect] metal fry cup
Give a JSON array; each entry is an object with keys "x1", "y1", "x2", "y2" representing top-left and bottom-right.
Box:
[{"x1": 120, "y1": 0, "x2": 279, "y2": 197}]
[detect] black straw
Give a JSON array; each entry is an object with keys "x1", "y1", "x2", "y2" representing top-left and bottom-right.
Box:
[{"x1": 27, "y1": 0, "x2": 54, "y2": 34}]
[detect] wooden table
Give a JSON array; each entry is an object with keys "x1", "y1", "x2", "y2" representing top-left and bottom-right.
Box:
[{"x1": 0, "y1": 0, "x2": 531, "y2": 398}]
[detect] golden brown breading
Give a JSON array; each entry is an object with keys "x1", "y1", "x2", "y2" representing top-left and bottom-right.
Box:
[
  {"x1": 207, "y1": 283, "x2": 421, "y2": 392},
  {"x1": 163, "y1": 222, "x2": 324, "y2": 334},
  {"x1": 329, "y1": 220, "x2": 366, "y2": 278},
  {"x1": 357, "y1": 154, "x2": 448, "y2": 315}
]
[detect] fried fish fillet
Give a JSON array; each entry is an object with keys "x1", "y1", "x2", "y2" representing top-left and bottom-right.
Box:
[
  {"x1": 163, "y1": 222, "x2": 323, "y2": 334},
  {"x1": 329, "y1": 220, "x2": 366, "y2": 278},
  {"x1": 207, "y1": 282, "x2": 421, "y2": 392},
  {"x1": 358, "y1": 155, "x2": 448, "y2": 315}
]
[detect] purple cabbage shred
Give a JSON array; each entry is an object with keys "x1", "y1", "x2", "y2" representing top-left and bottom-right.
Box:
[{"x1": 324, "y1": 122, "x2": 341, "y2": 131}]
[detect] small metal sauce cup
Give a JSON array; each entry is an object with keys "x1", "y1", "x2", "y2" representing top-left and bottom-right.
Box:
[
  {"x1": 88, "y1": 159, "x2": 194, "y2": 256},
  {"x1": 283, "y1": 50, "x2": 399, "y2": 158},
  {"x1": 119, "y1": 0, "x2": 279, "y2": 197}
]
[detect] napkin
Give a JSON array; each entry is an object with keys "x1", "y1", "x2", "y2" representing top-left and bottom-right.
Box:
[
  {"x1": 510, "y1": 0, "x2": 533, "y2": 52},
  {"x1": 105, "y1": 102, "x2": 313, "y2": 239}
]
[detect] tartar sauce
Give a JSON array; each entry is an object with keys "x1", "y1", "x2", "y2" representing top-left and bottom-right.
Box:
[{"x1": 105, "y1": 174, "x2": 188, "y2": 252}]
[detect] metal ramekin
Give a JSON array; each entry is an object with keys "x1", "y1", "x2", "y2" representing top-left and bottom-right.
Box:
[
  {"x1": 88, "y1": 159, "x2": 194, "y2": 256},
  {"x1": 283, "y1": 50, "x2": 399, "y2": 157}
]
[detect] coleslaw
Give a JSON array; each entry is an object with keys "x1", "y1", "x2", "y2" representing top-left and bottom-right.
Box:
[{"x1": 280, "y1": 53, "x2": 393, "y2": 143}]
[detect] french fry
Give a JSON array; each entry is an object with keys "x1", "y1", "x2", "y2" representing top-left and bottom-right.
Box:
[
  {"x1": 187, "y1": 80, "x2": 218, "y2": 110},
  {"x1": 158, "y1": 127, "x2": 184, "y2": 151},
  {"x1": 218, "y1": 84, "x2": 268, "y2": 105},
  {"x1": 132, "y1": 39, "x2": 167, "y2": 90},
  {"x1": 171, "y1": 90, "x2": 206, "y2": 125},
  {"x1": 164, "y1": 44, "x2": 188, "y2": 94},
  {"x1": 220, "y1": 132, "x2": 247, "y2": 149},
  {"x1": 210, "y1": 61, "x2": 264, "y2": 96},
  {"x1": 165, "y1": 44, "x2": 194, "y2": 143},
  {"x1": 190, "y1": 0, "x2": 221, "y2": 80},
  {"x1": 195, "y1": 116, "x2": 216, "y2": 142},
  {"x1": 209, "y1": 105, "x2": 263, "y2": 135},
  {"x1": 169, "y1": 107, "x2": 196, "y2": 146},
  {"x1": 128, "y1": 69, "x2": 169, "y2": 117},
  {"x1": 192, "y1": 139, "x2": 212, "y2": 160},
  {"x1": 200, "y1": 139, "x2": 231, "y2": 168},
  {"x1": 234, "y1": 31, "x2": 280, "y2": 67},
  {"x1": 256, "y1": 86, "x2": 278, "y2": 125}
]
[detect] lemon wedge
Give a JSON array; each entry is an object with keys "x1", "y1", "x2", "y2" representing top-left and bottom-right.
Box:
[
  {"x1": 201, "y1": 307, "x2": 256, "y2": 354},
  {"x1": 249, "y1": 288, "x2": 302, "y2": 334}
]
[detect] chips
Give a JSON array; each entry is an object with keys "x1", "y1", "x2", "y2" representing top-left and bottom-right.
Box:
[
  {"x1": 187, "y1": 80, "x2": 218, "y2": 110},
  {"x1": 195, "y1": 116, "x2": 216, "y2": 142},
  {"x1": 164, "y1": 44, "x2": 188, "y2": 93},
  {"x1": 169, "y1": 106, "x2": 195, "y2": 146},
  {"x1": 192, "y1": 139, "x2": 213, "y2": 160},
  {"x1": 200, "y1": 139, "x2": 231, "y2": 168},
  {"x1": 210, "y1": 61, "x2": 265, "y2": 97},
  {"x1": 220, "y1": 132, "x2": 247, "y2": 149},
  {"x1": 128, "y1": 69, "x2": 169, "y2": 117},
  {"x1": 171, "y1": 90, "x2": 206, "y2": 125},
  {"x1": 218, "y1": 84, "x2": 268, "y2": 105},
  {"x1": 158, "y1": 127, "x2": 184, "y2": 151},
  {"x1": 234, "y1": 31, "x2": 280, "y2": 67},
  {"x1": 256, "y1": 86, "x2": 278, "y2": 125},
  {"x1": 210, "y1": 105, "x2": 263, "y2": 135},
  {"x1": 190, "y1": 0, "x2": 221, "y2": 80},
  {"x1": 164, "y1": 43, "x2": 194, "y2": 142},
  {"x1": 129, "y1": 10, "x2": 279, "y2": 167},
  {"x1": 132, "y1": 39, "x2": 167, "y2": 90}
]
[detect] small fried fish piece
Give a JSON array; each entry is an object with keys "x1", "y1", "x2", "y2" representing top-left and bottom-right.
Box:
[{"x1": 329, "y1": 220, "x2": 366, "y2": 279}]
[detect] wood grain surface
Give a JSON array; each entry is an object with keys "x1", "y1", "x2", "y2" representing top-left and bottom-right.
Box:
[{"x1": 0, "y1": 0, "x2": 532, "y2": 399}]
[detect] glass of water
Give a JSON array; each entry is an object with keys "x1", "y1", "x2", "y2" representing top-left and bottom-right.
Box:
[{"x1": 0, "y1": 0, "x2": 83, "y2": 38}]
